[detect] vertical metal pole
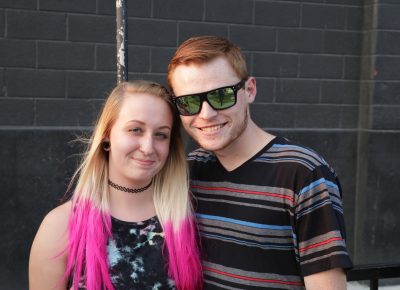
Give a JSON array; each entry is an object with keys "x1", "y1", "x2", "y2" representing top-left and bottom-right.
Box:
[
  {"x1": 116, "y1": 0, "x2": 128, "y2": 83},
  {"x1": 369, "y1": 279, "x2": 378, "y2": 290}
]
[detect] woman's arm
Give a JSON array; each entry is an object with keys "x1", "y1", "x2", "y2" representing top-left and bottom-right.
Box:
[{"x1": 29, "y1": 202, "x2": 71, "y2": 290}]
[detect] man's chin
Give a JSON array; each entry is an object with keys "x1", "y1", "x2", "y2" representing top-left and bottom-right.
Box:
[{"x1": 197, "y1": 139, "x2": 228, "y2": 153}]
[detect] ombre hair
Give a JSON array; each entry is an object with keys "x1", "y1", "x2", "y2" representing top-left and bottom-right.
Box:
[
  {"x1": 167, "y1": 35, "x2": 248, "y2": 93},
  {"x1": 65, "y1": 80, "x2": 202, "y2": 290}
]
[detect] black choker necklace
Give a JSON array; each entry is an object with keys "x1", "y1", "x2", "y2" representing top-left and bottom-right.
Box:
[{"x1": 108, "y1": 179, "x2": 152, "y2": 194}]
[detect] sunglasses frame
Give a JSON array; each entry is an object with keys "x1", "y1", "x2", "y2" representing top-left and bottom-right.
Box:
[{"x1": 172, "y1": 79, "x2": 247, "y2": 116}]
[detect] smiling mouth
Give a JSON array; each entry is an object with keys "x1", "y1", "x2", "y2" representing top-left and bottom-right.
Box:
[
  {"x1": 133, "y1": 158, "x2": 155, "y2": 166},
  {"x1": 198, "y1": 123, "x2": 227, "y2": 133}
]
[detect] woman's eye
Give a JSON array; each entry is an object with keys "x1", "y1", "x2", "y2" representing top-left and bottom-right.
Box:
[
  {"x1": 155, "y1": 132, "x2": 169, "y2": 139},
  {"x1": 129, "y1": 128, "x2": 142, "y2": 134}
]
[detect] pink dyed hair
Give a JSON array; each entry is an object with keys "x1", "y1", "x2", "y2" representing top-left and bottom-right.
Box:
[
  {"x1": 164, "y1": 219, "x2": 203, "y2": 290},
  {"x1": 64, "y1": 80, "x2": 203, "y2": 290},
  {"x1": 65, "y1": 200, "x2": 114, "y2": 290},
  {"x1": 65, "y1": 200, "x2": 203, "y2": 290}
]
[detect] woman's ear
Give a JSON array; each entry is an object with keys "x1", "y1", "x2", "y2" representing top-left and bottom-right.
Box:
[{"x1": 102, "y1": 140, "x2": 111, "y2": 151}]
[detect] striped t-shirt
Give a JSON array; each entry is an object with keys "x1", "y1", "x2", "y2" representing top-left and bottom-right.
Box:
[{"x1": 189, "y1": 136, "x2": 353, "y2": 289}]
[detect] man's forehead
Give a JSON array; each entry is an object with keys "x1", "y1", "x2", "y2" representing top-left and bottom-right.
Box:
[{"x1": 172, "y1": 58, "x2": 236, "y2": 80}]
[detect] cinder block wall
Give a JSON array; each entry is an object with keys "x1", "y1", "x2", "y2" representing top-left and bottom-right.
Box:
[{"x1": 1, "y1": 1, "x2": 399, "y2": 289}]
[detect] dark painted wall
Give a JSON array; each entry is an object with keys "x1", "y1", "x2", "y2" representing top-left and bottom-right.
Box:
[{"x1": 0, "y1": 0, "x2": 399, "y2": 289}]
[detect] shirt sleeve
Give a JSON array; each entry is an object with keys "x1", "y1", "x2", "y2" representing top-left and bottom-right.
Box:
[{"x1": 294, "y1": 164, "x2": 353, "y2": 276}]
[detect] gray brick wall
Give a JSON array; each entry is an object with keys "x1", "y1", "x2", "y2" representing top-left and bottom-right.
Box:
[
  {"x1": 352, "y1": 1, "x2": 400, "y2": 266},
  {"x1": 1, "y1": 0, "x2": 400, "y2": 289}
]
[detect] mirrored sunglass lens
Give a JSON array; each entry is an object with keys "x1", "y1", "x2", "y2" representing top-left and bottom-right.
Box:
[
  {"x1": 207, "y1": 88, "x2": 235, "y2": 109},
  {"x1": 176, "y1": 96, "x2": 201, "y2": 115}
]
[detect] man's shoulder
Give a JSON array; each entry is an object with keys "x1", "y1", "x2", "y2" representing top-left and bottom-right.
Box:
[
  {"x1": 270, "y1": 136, "x2": 319, "y2": 155},
  {"x1": 264, "y1": 136, "x2": 331, "y2": 171}
]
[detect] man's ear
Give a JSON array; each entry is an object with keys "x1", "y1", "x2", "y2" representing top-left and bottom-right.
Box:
[{"x1": 245, "y1": 77, "x2": 257, "y2": 104}]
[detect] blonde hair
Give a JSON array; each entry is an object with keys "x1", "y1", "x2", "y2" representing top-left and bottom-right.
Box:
[
  {"x1": 71, "y1": 80, "x2": 191, "y2": 225},
  {"x1": 66, "y1": 80, "x2": 202, "y2": 290}
]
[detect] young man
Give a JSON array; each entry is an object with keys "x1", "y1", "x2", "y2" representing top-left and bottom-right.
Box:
[{"x1": 167, "y1": 36, "x2": 353, "y2": 289}]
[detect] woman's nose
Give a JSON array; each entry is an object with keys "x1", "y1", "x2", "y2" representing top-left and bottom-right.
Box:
[{"x1": 140, "y1": 135, "x2": 154, "y2": 155}]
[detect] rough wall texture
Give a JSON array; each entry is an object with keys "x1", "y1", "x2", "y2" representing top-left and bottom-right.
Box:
[{"x1": 0, "y1": 0, "x2": 399, "y2": 289}]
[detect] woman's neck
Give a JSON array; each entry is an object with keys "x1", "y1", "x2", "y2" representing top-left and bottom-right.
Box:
[{"x1": 108, "y1": 187, "x2": 156, "y2": 222}]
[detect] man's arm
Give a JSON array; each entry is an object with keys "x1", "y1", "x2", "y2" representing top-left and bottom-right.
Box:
[{"x1": 304, "y1": 268, "x2": 347, "y2": 290}]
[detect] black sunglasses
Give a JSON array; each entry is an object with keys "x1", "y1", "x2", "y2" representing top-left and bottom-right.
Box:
[{"x1": 172, "y1": 79, "x2": 247, "y2": 116}]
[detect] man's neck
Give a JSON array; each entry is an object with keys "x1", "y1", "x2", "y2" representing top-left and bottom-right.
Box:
[{"x1": 215, "y1": 121, "x2": 275, "y2": 172}]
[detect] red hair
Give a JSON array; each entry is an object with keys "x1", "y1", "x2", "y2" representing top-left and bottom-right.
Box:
[{"x1": 168, "y1": 36, "x2": 248, "y2": 93}]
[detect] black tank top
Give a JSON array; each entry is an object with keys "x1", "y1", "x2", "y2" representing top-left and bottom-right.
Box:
[
  {"x1": 107, "y1": 215, "x2": 175, "y2": 290},
  {"x1": 71, "y1": 216, "x2": 175, "y2": 290}
]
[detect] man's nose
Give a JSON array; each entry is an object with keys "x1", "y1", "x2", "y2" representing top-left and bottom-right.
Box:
[{"x1": 198, "y1": 101, "x2": 218, "y2": 119}]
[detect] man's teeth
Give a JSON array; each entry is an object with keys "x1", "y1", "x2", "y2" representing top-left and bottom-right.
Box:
[{"x1": 200, "y1": 124, "x2": 223, "y2": 132}]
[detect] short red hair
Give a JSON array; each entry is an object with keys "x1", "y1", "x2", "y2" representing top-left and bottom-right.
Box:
[{"x1": 167, "y1": 36, "x2": 248, "y2": 93}]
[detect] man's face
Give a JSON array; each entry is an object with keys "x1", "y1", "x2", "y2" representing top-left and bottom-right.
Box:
[{"x1": 170, "y1": 57, "x2": 252, "y2": 154}]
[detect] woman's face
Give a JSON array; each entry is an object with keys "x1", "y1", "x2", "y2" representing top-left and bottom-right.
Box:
[{"x1": 107, "y1": 92, "x2": 173, "y2": 187}]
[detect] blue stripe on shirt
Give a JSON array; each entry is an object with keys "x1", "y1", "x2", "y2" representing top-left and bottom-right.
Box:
[
  {"x1": 299, "y1": 178, "x2": 339, "y2": 196},
  {"x1": 197, "y1": 213, "x2": 292, "y2": 230}
]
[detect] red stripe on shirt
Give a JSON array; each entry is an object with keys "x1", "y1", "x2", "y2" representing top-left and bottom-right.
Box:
[
  {"x1": 192, "y1": 185, "x2": 294, "y2": 203},
  {"x1": 204, "y1": 266, "x2": 304, "y2": 286},
  {"x1": 299, "y1": 237, "x2": 343, "y2": 253}
]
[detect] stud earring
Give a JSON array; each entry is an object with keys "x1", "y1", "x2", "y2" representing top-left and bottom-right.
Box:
[{"x1": 102, "y1": 141, "x2": 111, "y2": 151}]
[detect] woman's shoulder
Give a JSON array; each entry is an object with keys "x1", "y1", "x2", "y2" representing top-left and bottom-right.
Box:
[
  {"x1": 31, "y1": 201, "x2": 72, "y2": 257},
  {"x1": 35, "y1": 201, "x2": 71, "y2": 242},
  {"x1": 42, "y1": 201, "x2": 72, "y2": 230},
  {"x1": 29, "y1": 201, "x2": 72, "y2": 289}
]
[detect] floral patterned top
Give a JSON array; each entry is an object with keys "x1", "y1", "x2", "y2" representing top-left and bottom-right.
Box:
[{"x1": 107, "y1": 215, "x2": 175, "y2": 290}]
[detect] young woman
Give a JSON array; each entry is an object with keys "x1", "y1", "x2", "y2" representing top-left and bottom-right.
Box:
[{"x1": 29, "y1": 80, "x2": 202, "y2": 290}]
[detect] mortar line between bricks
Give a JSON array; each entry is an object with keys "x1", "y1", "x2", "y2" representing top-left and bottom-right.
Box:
[
  {"x1": 317, "y1": 81, "x2": 322, "y2": 103},
  {"x1": 272, "y1": 78, "x2": 277, "y2": 103},
  {"x1": 27, "y1": 68, "x2": 116, "y2": 74},
  {"x1": 1, "y1": 96, "x2": 104, "y2": 101},
  {"x1": 64, "y1": 70, "x2": 68, "y2": 99},
  {"x1": 298, "y1": 2, "x2": 360, "y2": 8},
  {"x1": 35, "y1": 40, "x2": 38, "y2": 68},
  {"x1": 6, "y1": 8, "x2": 71, "y2": 17},
  {"x1": 341, "y1": 55, "x2": 346, "y2": 79},
  {"x1": 0, "y1": 126, "x2": 93, "y2": 130},
  {"x1": 251, "y1": 0, "x2": 255, "y2": 25},
  {"x1": 33, "y1": 99, "x2": 37, "y2": 126},
  {"x1": 176, "y1": 23, "x2": 179, "y2": 47},
  {"x1": 66, "y1": 13, "x2": 69, "y2": 41},
  {"x1": 262, "y1": 128, "x2": 359, "y2": 132},
  {"x1": 4, "y1": 128, "x2": 398, "y2": 133},
  {"x1": 253, "y1": 103, "x2": 359, "y2": 107},
  {"x1": 262, "y1": 128, "x2": 400, "y2": 133},
  {"x1": 344, "y1": 6, "x2": 349, "y2": 30},
  {"x1": 375, "y1": 54, "x2": 400, "y2": 58},
  {"x1": 4, "y1": 8, "x2": 7, "y2": 38},
  {"x1": 94, "y1": 45, "x2": 97, "y2": 70},
  {"x1": 202, "y1": 0, "x2": 206, "y2": 21},
  {"x1": 149, "y1": 48, "x2": 153, "y2": 73},
  {"x1": 150, "y1": 0, "x2": 154, "y2": 18},
  {"x1": 369, "y1": 104, "x2": 400, "y2": 108},
  {"x1": 2, "y1": 68, "x2": 7, "y2": 97},
  {"x1": 299, "y1": 3, "x2": 303, "y2": 29}
]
